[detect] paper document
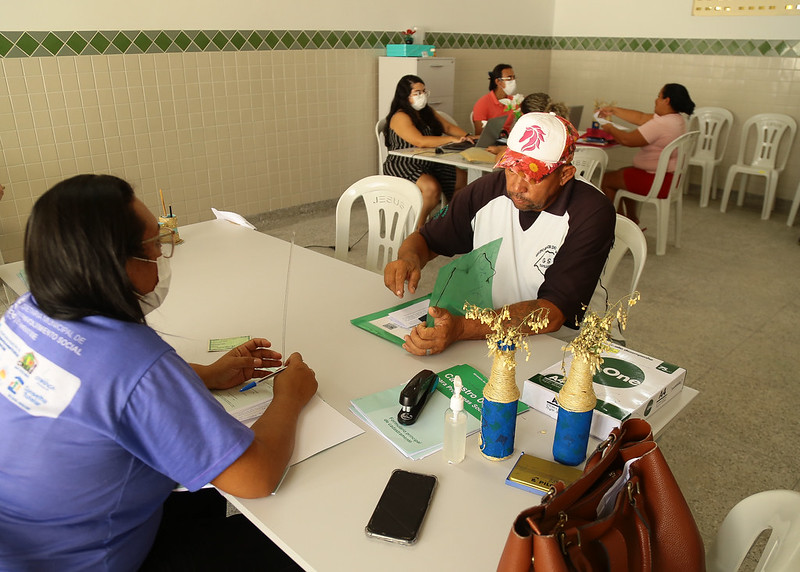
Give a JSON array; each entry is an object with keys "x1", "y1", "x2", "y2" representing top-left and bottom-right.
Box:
[
  {"x1": 592, "y1": 111, "x2": 629, "y2": 131},
  {"x1": 388, "y1": 299, "x2": 430, "y2": 329},
  {"x1": 211, "y1": 207, "x2": 256, "y2": 230},
  {"x1": 351, "y1": 295, "x2": 432, "y2": 346},
  {"x1": 214, "y1": 384, "x2": 363, "y2": 466},
  {"x1": 213, "y1": 380, "x2": 275, "y2": 422},
  {"x1": 349, "y1": 364, "x2": 527, "y2": 460},
  {"x1": 284, "y1": 395, "x2": 364, "y2": 466},
  {"x1": 460, "y1": 147, "x2": 498, "y2": 164}
]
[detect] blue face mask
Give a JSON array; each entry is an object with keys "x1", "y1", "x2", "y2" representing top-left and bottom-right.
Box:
[{"x1": 132, "y1": 255, "x2": 172, "y2": 315}]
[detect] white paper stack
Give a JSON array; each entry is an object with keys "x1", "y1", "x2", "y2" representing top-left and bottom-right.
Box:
[{"x1": 521, "y1": 343, "x2": 686, "y2": 439}]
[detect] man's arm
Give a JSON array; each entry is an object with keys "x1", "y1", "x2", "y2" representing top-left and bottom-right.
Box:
[
  {"x1": 383, "y1": 231, "x2": 439, "y2": 297},
  {"x1": 402, "y1": 299, "x2": 565, "y2": 356}
]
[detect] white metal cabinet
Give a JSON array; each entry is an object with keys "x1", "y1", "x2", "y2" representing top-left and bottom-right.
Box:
[{"x1": 378, "y1": 57, "x2": 455, "y2": 123}]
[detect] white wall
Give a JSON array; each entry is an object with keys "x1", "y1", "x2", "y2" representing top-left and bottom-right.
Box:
[
  {"x1": 3, "y1": 0, "x2": 555, "y2": 36},
  {"x1": 552, "y1": 0, "x2": 798, "y2": 38}
]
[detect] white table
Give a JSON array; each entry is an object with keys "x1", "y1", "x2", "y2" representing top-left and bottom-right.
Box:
[
  {"x1": 148, "y1": 220, "x2": 697, "y2": 572},
  {"x1": 388, "y1": 147, "x2": 498, "y2": 184},
  {"x1": 0, "y1": 260, "x2": 27, "y2": 303}
]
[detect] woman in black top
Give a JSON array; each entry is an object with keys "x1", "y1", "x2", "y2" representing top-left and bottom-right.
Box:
[{"x1": 383, "y1": 75, "x2": 474, "y2": 226}]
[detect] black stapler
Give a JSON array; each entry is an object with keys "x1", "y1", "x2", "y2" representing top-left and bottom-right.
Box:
[{"x1": 397, "y1": 369, "x2": 437, "y2": 426}]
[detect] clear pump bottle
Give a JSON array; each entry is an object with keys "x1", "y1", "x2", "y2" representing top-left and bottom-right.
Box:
[{"x1": 443, "y1": 375, "x2": 467, "y2": 464}]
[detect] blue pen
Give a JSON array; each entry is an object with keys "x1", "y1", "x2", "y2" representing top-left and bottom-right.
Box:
[{"x1": 239, "y1": 366, "x2": 288, "y2": 392}]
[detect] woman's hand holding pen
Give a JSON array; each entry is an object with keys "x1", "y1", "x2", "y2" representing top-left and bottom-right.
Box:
[
  {"x1": 271, "y1": 352, "x2": 318, "y2": 412},
  {"x1": 193, "y1": 337, "x2": 283, "y2": 390}
]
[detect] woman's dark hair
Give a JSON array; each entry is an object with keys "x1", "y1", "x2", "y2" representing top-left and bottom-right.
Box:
[
  {"x1": 24, "y1": 174, "x2": 148, "y2": 323},
  {"x1": 661, "y1": 83, "x2": 695, "y2": 115},
  {"x1": 383, "y1": 74, "x2": 443, "y2": 139},
  {"x1": 487, "y1": 63, "x2": 513, "y2": 91}
]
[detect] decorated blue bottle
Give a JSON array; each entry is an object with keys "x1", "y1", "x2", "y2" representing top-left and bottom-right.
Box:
[
  {"x1": 480, "y1": 343, "x2": 519, "y2": 461},
  {"x1": 552, "y1": 356, "x2": 596, "y2": 466}
]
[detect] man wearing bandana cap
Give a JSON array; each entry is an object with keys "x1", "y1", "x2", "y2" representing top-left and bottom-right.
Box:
[{"x1": 384, "y1": 112, "x2": 616, "y2": 356}]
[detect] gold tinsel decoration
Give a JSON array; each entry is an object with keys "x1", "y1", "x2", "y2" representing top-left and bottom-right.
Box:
[
  {"x1": 562, "y1": 292, "x2": 641, "y2": 375},
  {"x1": 463, "y1": 303, "x2": 550, "y2": 370}
]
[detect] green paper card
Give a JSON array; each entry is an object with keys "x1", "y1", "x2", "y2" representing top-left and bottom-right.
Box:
[{"x1": 208, "y1": 335, "x2": 251, "y2": 352}]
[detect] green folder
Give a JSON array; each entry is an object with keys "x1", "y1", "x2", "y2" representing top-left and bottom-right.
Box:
[{"x1": 426, "y1": 237, "x2": 502, "y2": 327}]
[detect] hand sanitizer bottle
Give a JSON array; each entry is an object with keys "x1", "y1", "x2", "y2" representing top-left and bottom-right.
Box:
[{"x1": 443, "y1": 375, "x2": 467, "y2": 464}]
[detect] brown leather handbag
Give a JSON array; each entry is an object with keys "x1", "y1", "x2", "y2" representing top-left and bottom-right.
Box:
[{"x1": 497, "y1": 418, "x2": 705, "y2": 572}]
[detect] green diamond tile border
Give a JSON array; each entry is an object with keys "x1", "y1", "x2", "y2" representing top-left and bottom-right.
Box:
[{"x1": 0, "y1": 30, "x2": 798, "y2": 58}]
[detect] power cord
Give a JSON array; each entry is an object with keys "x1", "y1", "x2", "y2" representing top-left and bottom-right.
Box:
[{"x1": 303, "y1": 229, "x2": 369, "y2": 252}]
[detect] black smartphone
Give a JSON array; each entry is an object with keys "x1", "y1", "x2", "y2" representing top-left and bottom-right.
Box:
[{"x1": 365, "y1": 469, "x2": 437, "y2": 545}]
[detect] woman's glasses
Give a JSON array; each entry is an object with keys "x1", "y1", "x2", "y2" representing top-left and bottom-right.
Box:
[{"x1": 141, "y1": 227, "x2": 177, "y2": 258}]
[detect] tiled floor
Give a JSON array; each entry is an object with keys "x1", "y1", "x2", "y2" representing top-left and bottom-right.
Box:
[{"x1": 253, "y1": 188, "x2": 800, "y2": 562}]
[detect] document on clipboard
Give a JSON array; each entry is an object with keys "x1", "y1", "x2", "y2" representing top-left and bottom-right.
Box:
[{"x1": 350, "y1": 238, "x2": 502, "y2": 344}]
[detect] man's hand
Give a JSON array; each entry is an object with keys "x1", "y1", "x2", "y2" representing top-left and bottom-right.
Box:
[
  {"x1": 402, "y1": 306, "x2": 465, "y2": 356},
  {"x1": 193, "y1": 337, "x2": 283, "y2": 390},
  {"x1": 384, "y1": 258, "x2": 422, "y2": 298}
]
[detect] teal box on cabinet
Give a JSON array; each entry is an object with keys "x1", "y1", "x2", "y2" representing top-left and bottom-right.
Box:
[{"x1": 386, "y1": 44, "x2": 435, "y2": 57}]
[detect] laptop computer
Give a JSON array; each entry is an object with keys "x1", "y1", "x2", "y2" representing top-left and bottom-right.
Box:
[
  {"x1": 438, "y1": 115, "x2": 507, "y2": 153},
  {"x1": 568, "y1": 105, "x2": 583, "y2": 130}
]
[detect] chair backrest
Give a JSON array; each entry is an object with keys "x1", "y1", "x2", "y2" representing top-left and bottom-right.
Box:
[
  {"x1": 436, "y1": 110, "x2": 458, "y2": 129},
  {"x1": 688, "y1": 107, "x2": 734, "y2": 162},
  {"x1": 375, "y1": 118, "x2": 387, "y2": 175},
  {"x1": 572, "y1": 147, "x2": 609, "y2": 189},
  {"x1": 707, "y1": 489, "x2": 800, "y2": 572},
  {"x1": 602, "y1": 214, "x2": 647, "y2": 296},
  {"x1": 736, "y1": 113, "x2": 797, "y2": 172},
  {"x1": 335, "y1": 175, "x2": 424, "y2": 273},
  {"x1": 644, "y1": 131, "x2": 700, "y2": 201}
]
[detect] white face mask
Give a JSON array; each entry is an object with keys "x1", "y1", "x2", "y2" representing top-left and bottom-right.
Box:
[
  {"x1": 410, "y1": 93, "x2": 428, "y2": 111},
  {"x1": 502, "y1": 80, "x2": 517, "y2": 96},
  {"x1": 134, "y1": 255, "x2": 172, "y2": 315}
]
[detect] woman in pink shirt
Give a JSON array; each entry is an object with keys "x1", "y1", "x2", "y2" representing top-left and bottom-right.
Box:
[
  {"x1": 598, "y1": 83, "x2": 695, "y2": 224},
  {"x1": 471, "y1": 63, "x2": 522, "y2": 136}
]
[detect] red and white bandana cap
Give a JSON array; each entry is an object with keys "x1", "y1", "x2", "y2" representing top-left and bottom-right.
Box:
[{"x1": 495, "y1": 112, "x2": 578, "y2": 183}]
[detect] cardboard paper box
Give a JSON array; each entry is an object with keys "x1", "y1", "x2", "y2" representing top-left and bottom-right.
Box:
[
  {"x1": 386, "y1": 44, "x2": 435, "y2": 57},
  {"x1": 521, "y1": 343, "x2": 686, "y2": 439}
]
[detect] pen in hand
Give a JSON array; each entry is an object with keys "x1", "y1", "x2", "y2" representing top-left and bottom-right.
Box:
[{"x1": 239, "y1": 365, "x2": 288, "y2": 393}]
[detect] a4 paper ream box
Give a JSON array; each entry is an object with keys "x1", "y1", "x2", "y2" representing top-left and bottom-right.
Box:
[{"x1": 521, "y1": 342, "x2": 686, "y2": 439}]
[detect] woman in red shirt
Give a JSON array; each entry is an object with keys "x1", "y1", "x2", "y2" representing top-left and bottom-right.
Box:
[{"x1": 471, "y1": 63, "x2": 522, "y2": 136}]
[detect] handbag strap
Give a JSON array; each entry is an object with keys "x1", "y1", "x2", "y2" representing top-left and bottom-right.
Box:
[
  {"x1": 558, "y1": 477, "x2": 653, "y2": 572},
  {"x1": 541, "y1": 419, "x2": 653, "y2": 521}
]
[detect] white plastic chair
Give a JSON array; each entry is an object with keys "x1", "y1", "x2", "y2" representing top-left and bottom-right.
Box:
[
  {"x1": 719, "y1": 113, "x2": 797, "y2": 220},
  {"x1": 375, "y1": 118, "x2": 387, "y2": 175},
  {"x1": 436, "y1": 110, "x2": 459, "y2": 129},
  {"x1": 335, "y1": 175, "x2": 423, "y2": 273},
  {"x1": 590, "y1": 215, "x2": 647, "y2": 344},
  {"x1": 787, "y1": 179, "x2": 800, "y2": 227},
  {"x1": 688, "y1": 107, "x2": 734, "y2": 208},
  {"x1": 707, "y1": 490, "x2": 800, "y2": 572},
  {"x1": 572, "y1": 147, "x2": 608, "y2": 189},
  {"x1": 613, "y1": 131, "x2": 699, "y2": 256},
  {"x1": 603, "y1": 215, "x2": 647, "y2": 297}
]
